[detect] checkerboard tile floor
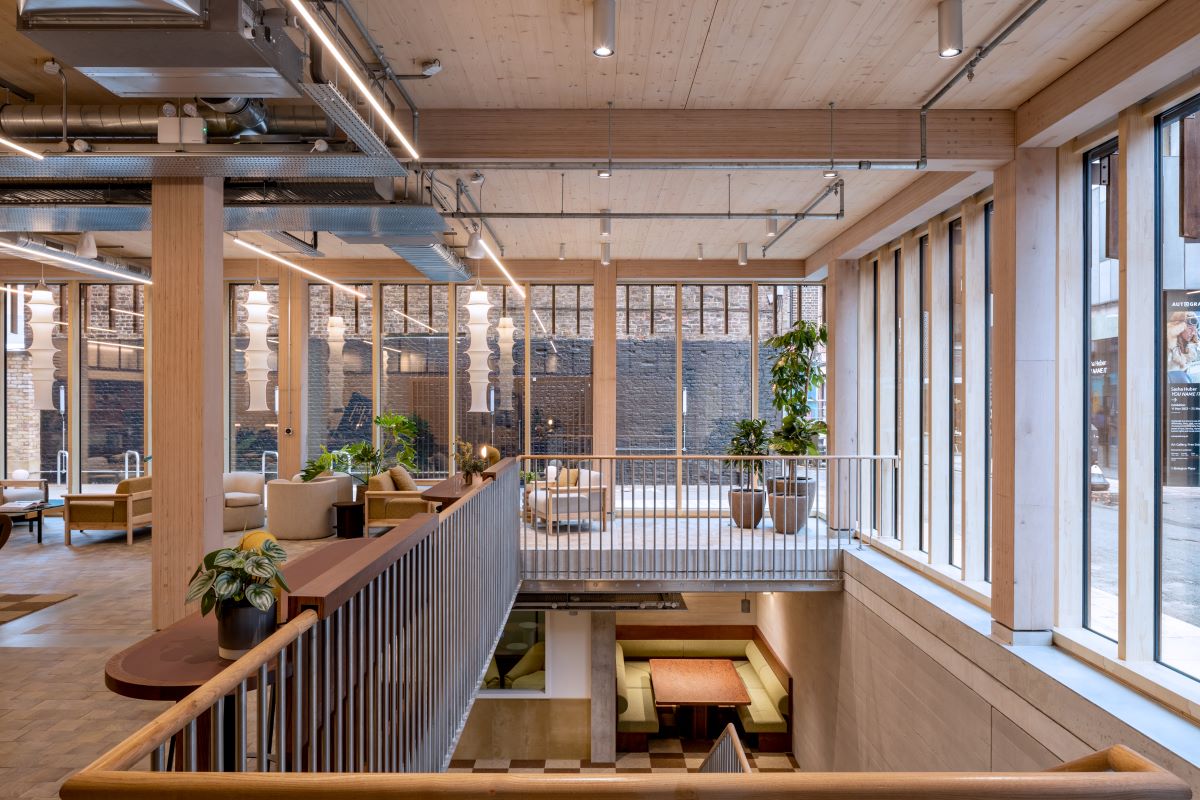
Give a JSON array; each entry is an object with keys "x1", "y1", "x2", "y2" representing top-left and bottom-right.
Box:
[
  {"x1": 448, "y1": 738, "x2": 800, "y2": 773},
  {"x1": 0, "y1": 594, "x2": 75, "y2": 625}
]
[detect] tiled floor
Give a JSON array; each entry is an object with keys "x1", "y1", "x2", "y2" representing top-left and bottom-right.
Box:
[
  {"x1": 448, "y1": 738, "x2": 800, "y2": 773},
  {"x1": 0, "y1": 519, "x2": 332, "y2": 800}
]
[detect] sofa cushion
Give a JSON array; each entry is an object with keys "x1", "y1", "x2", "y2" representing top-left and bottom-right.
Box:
[
  {"x1": 503, "y1": 641, "x2": 546, "y2": 688},
  {"x1": 378, "y1": 497, "x2": 426, "y2": 521},
  {"x1": 483, "y1": 657, "x2": 501, "y2": 690},
  {"x1": 617, "y1": 661, "x2": 659, "y2": 733},
  {"x1": 224, "y1": 491, "x2": 261, "y2": 509},
  {"x1": 734, "y1": 660, "x2": 788, "y2": 733},
  {"x1": 510, "y1": 670, "x2": 546, "y2": 691},
  {"x1": 67, "y1": 500, "x2": 117, "y2": 524},
  {"x1": 616, "y1": 639, "x2": 750, "y2": 659},
  {"x1": 2, "y1": 487, "x2": 43, "y2": 503},
  {"x1": 556, "y1": 468, "x2": 579, "y2": 486},
  {"x1": 368, "y1": 473, "x2": 395, "y2": 492},
  {"x1": 745, "y1": 641, "x2": 789, "y2": 717},
  {"x1": 387, "y1": 466, "x2": 419, "y2": 492}
]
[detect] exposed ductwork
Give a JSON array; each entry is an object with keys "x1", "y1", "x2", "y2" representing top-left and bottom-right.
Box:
[
  {"x1": 198, "y1": 97, "x2": 270, "y2": 136},
  {"x1": 0, "y1": 232, "x2": 150, "y2": 283},
  {"x1": 0, "y1": 104, "x2": 329, "y2": 140}
]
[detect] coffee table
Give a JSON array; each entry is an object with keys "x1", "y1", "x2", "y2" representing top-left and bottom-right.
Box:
[
  {"x1": 649, "y1": 658, "x2": 751, "y2": 739},
  {"x1": 0, "y1": 500, "x2": 57, "y2": 544}
]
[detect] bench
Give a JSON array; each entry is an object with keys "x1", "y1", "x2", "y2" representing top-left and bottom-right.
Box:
[{"x1": 615, "y1": 643, "x2": 659, "y2": 750}]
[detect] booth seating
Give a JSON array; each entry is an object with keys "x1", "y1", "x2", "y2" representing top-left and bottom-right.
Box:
[
  {"x1": 615, "y1": 643, "x2": 660, "y2": 750},
  {"x1": 503, "y1": 641, "x2": 546, "y2": 690}
]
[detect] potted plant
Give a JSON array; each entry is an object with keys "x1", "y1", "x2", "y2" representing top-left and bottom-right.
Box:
[
  {"x1": 186, "y1": 539, "x2": 289, "y2": 660},
  {"x1": 725, "y1": 418, "x2": 769, "y2": 528},
  {"x1": 764, "y1": 319, "x2": 828, "y2": 534},
  {"x1": 455, "y1": 439, "x2": 488, "y2": 484},
  {"x1": 300, "y1": 412, "x2": 420, "y2": 496}
]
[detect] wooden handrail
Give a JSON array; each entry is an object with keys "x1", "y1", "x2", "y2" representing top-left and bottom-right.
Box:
[
  {"x1": 520, "y1": 454, "x2": 899, "y2": 462},
  {"x1": 61, "y1": 747, "x2": 1193, "y2": 800},
  {"x1": 81, "y1": 610, "x2": 319, "y2": 774},
  {"x1": 286, "y1": 514, "x2": 437, "y2": 619}
]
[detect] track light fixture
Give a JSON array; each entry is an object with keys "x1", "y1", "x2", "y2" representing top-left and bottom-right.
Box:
[
  {"x1": 824, "y1": 102, "x2": 839, "y2": 180},
  {"x1": 592, "y1": 0, "x2": 616, "y2": 58},
  {"x1": 938, "y1": 0, "x2": 963, "y2": 58},
  {"x1": 600, "y1": 210, "x2": 611, "y2": 238},
  {"x1": 738, "y1": 242, "x2": 748, "y2": 266},
  {"x1": 600, "y1": 241, "x2": 611, "y2": 266},
  {"x1": 766, "y1": 210, "x2": 778, "y2": 238}
]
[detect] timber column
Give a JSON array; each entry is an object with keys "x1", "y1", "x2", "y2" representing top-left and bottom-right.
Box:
[{"x1": 150, "y1": 177, "x2": 224, "y2": 629}]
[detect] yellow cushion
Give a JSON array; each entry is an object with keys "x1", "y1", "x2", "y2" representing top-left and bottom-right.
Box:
[
  {"x1": 556, "y1": 468, "x2": 579, "y2": 486},
  {"x1": 483, "y1": 657, "x2": 501, "y2": 690},
  {"x1": 387, "y1": 466, "x2": 419, "y2": 492},
  {"x1": 503, "y1": 641, "x2": 546, "y2": 687},
  {"x1": 510, "y1": 670, "x2": 545, "y2": 691},
  {"x1": 482, "y1": 446, "x2": 501, "y2": 466},
  {"x1": 68, "y1": 500, "x2": 117, "y2": 524},
  {"x1": 746, "y1": 641, "x2": 789, "y2": 717},
  {"x1": 115, "y1": 476, "x2": 152, "y2": 495},
  {"x1": 238, "y1": 530, "x2": 277, "y2": 552},
  {"x1": 368, "y1": 473, "x2": 394, "y2": 492}
]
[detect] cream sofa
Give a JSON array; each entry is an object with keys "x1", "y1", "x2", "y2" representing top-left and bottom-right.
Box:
[
  {"x1": 615, "y1": 642, "x2": 660, "y2": 746},
  {"x1": 222, "y1": 472, "x2": 265, "y2": 532},
  {"x1": 503, "y1": 641, "x2": 546, "y2": 690},
  {"x1": 266, "y1": 477, "x2": 338, "y2": 540},
  {"x1": 528, "y1": 467, "x2": 608, "y2": 531},
  {"x1": 292, "y1": 471, "x2": 355, "y2": 504},
  {"x1": 62, "y1": 476, "x2": 152, "y2": 546},
  {"x1": 1, "y1": 478, "x2": 48, "y2": 504}
]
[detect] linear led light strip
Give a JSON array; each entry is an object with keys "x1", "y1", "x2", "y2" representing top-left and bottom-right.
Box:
[
  {"x1": 232, "y1": 238, "x2": 366, "y2": 299},
  {"x1": 0, "y1": 241, "x2": 152, "y2": 285},
  {"x1": 476, "y1": 238, "x2": 553, "y2": 339},
  {"x1": 286, "y1": 0, "x2": 420, "y2": 161},
  {"x1": 0, "y1": 135, "x2": 45, "y2": 161}
]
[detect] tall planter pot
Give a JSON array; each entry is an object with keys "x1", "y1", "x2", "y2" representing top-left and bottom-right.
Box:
[
  {"x1": 766, "y1": 475, "x2": 816, "y2": 535},
  {"x1": 728, "y1": 489, "x2": 765, "y2": 529},
  {"x1": 216, "y1": 598, "x2": 277, "y2": 660}
]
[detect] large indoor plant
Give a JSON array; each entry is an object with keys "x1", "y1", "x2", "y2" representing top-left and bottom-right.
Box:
[
  {"x1": 764, "y1": 319, "x2": 828, "y2": 534},
  {"x1": 300, "y1": 412, "x2": 419, "y2": 492},
  {"x1": 725, "y1": 418, "x2": 769, "y2": 529},
  {"x1": 186, "y1": 537, "x2": 289, "y2": 659}
]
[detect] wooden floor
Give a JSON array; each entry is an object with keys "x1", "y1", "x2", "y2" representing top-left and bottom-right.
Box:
[{"x1": 0, "y1": 518, "x2": 332, "y2": 800}]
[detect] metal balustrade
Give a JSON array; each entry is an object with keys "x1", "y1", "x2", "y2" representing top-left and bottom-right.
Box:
[
  {"x1": 698, "y1": 724, "x2": 752, "y2": 774},
  {"x1": 518, "y1": 454, "x2": 898, "y2": 587}
]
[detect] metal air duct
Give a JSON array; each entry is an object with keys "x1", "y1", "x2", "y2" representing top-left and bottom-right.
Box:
[
  {"x1": 0, "y1": 232, "x2": 150, "y2": 283},
  {"x1": 0, "y1": 104, "x2": 329, "y2": 139}
]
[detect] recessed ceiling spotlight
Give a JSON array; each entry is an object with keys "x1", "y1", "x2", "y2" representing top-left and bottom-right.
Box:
[
  {"x1": 593, "y1": 0, "x2": 616, "y2": 58},
  {"x1": 938, "y1": 0, "x2": 963, "y2": 58}
]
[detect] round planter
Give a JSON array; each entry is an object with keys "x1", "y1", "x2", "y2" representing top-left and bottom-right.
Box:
[
  {"x1": 766, "y1": 475, "x2": 816, "y2": 535},
  {"x1": 728, "y1": 489, "x2": 765, "y2": 529},
  {"x1": 216, "y1": 599, "x2": 277, "y2": 660}
]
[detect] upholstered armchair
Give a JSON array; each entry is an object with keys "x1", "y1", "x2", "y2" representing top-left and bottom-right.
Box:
[
  {"x1": 364, "y1": 466, "x2": 435, "y2": 532},
  {"x1": 0, "y1": 478, "x2": 48, "y2": 504},
  {"x1": 62, "y1": 475, "x2": 152, "y2": 546},
  {"x1": 266, "y1": 478, "x2": 338, "y2": 540},
  {"x1": 528, "y1": 468, "x2": 608, "y2": 531},
  {"x1": 222, "y1": 472, "x2": 265, "y2": 533}
]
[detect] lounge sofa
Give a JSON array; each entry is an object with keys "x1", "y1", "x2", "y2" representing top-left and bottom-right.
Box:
[
  {"x1": 222, "y1": 472, "x2": 265, "y2": 532},
  {"x1": 503, "y1": 641, "x2": 546, "y2": 690},
  {"x1": 615, "y1": 642, "x2": 660, "y2": 750},
  {"x1": 528, "y1": 467, "x2": 608, "y2": 531},
  {"x1": 62, "y1": 475, "x2": 152, "y2": 546},
  {"x1": 365, "y1": 466, "x2": 434, "y2": 532}
]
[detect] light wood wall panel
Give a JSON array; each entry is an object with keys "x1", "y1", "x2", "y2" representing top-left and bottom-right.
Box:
[
  {"x1": 961, "y1": 201, "x2": 989, "y2": 583},
  {"x1": 929, "y1": 219, "x2": 952, "y2": 565},
  {"x1": 592, "y1": 262, "x2": 616, "y2": 456},
  {"x1": 454, "y1": 698, "x2": 591, "y2": 760},
  {"x1": 149, "y1": 178, "x2": 224, "y2": 629},
  {"x1": 899, "y1": 236, "x2": 922, "y2": 551}
]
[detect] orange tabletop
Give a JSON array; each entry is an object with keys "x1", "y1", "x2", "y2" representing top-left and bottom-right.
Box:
[{"x1": 649, "y1": 658, "x2": 751, "y2": 707}]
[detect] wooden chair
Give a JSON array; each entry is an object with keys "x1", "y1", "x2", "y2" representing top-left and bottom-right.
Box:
[{"x1": 62, "y1": 476, "x2": 152, "y2": 546}]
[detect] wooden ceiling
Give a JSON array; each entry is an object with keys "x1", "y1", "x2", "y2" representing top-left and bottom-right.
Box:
[{"x1": 361, "y1": 0, "x2": 1162, "y2": 110}]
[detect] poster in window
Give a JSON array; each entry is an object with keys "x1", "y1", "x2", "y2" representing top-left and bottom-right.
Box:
[{"x1": 1164, "y1": 292, "x2": 1200, "y2": 486}]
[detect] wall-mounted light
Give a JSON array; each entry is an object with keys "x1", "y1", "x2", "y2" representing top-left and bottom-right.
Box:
[
  {"x1": 766, "y1": 210, "x2": 778, "y2": 238},
  {"x1": 242, "y1": 285, "x2": 272, "y2": 412},
  {"x1": 938, "y1": 0, "x2": 963, "y2": 58},
  {"x1": 465, "y1": 286, "x2": 493, "y2": 413},
  {"x1": 592, "y1": 0, "x2": 616, "y2": 58}
]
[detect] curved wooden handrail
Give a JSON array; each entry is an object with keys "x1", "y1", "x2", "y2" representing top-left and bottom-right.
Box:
[
  {"x1": 81, "y1": 609, "x2": 319, "y2": 774},
  {"x1": 61, "y1": 751, "x2": 1193, "y2": 800}
]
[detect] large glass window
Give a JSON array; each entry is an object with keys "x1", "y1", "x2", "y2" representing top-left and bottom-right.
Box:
[
  {"x1": 1084, "y1": 140, "x2": 1120, "y2": 641},
  {"x1": 950, "y1": 220, "x2": 965, "y2": 567},
  {"x1": 4, "y1": 283, "x2": 69, "y2": 497},
  {"x1": 1157, "y1": 101, "x2": 1200, "y2": 679},
  {"x1": 381, "y1": 284, "x2": 451, "y2": 478},
  {"x1": 307, "y1": 284, "x2": 374, "y2": 461},
  {"x1": 616, "y1": 284, "x2": 677, "y2": 456},
  {"x1": 682, "y1": 284, "x2": 751, "y2": 455},
  {"x1": 985, "y1": 202, "x2": 994, "y2": 581},
  {"x1": 757, "y1": 285, "x2": 824, "y2": 429},
  {"x1": 877, "y1": 250, "x2": 900, "y2": 541},
  {"x1": 80, "y1": 285, "x2": 146, "y2": 492},
  {"x1": 456, "y1": 284, "x2": 525, "y2": 457},
  {"x1": 530, "y1": 285, "x2": 594, "y2": 456},
  {"x1": 481, "y1": 609, "x2": 546, "y2": 693},
  {"x1": 229, "y1": 284, "x2": 279, "y2": 476},
  {"x1": 919, "y1": 235, "x2": 931, "y2": 553}
]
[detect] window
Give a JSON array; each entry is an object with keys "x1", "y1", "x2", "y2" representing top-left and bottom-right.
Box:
[
  {"x1": 616, "y1": 284, "x2": 677, "y2": 456},
  {"x1": 1084, "y1": 140, "x2": 1120, "y2": 641},
  {"x1": 530, "y1": 285, "x2": 594, "y2": 456},
  {"x1": 876, "y1": 250, "x2": 900, "y2": 541},
  {"x1": 1157, "y1": 99, "x2": 1200, "y2": 679},
  {"x1": 481, "y1": 609, "x2": 546, "y2": 692},
  {"x1": 919, "y1": 235, "x2": 931, "y2": 552},
  {"x1": 307, "y1": 284, "x2": 374, "y2": 460},
  {"x1": 456, "y1": 284, "x2": 525, "y2": 457},
  {"x1": 380, "y1": 284, "x2": 451, "y2": 478},
  {"x1": 80, "y1": 285, "x2": 146, "y2": 492},
  {"x1": 757, "y1": 285, "x2": 825, "y2": 428},
  {"x1": 4, "y1": 283, "x2": 68, "y2": 497},
  {"x1": 950, "y1": 221, "x2": 965, "y2": 567},
  {"x1": 681, "y1": 284, "x2": 751, "y2": 455},
  {"x1": 229, "y1": 284, "x2": 279, "y2": 476},
  {"x1": 984, "y1": 201, "x2": 994, "y2": 582}
]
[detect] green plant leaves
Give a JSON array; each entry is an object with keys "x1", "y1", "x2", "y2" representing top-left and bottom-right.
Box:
[
  {"x1": 188, "y1": 542, "x2": 290, "y2": 617},
  {"x1": 185, "y1": 570, "x2": 215, "y2": 603},
  {"x1": 244, "y1": 583, "x2": 276, "y2": 613},
  {"x1": 260, "y1": 539, "x2": 287, "y2": 562},
  {"x1": 242, "y1": 554, "x2": 275, "y2": 579},
  {"x1": 212, "y1": 571, "x2": 242, "y2": 601}
]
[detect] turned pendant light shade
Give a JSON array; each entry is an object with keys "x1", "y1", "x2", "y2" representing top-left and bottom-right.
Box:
[
  {"x1": 497, "y1": 316, "x2": 515, "y2": 412},
  {"x1": 242, "y1": 285, "x2": 272, "y2": 412},
  {"x1": 27, "y1": 286, "x2": 58, "y2": 411},
  {"x1": 465, "y1": 287, "x2": 493, "y2": 413},
  {"x1": 327, "y1": 314, "x2": 346, "y2": 410}
]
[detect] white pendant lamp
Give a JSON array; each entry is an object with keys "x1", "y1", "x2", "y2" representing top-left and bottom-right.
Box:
[
  {"x1": 327, "y1": 314, "x2": 346, "y2": 409},
  {"x1": 497, "y1": 316, "x2": 515, "y2": 411},
  {"x1": 465, "y1": 286, "x2": 493, "y2": 413},
  {"x1": 738, "y1": 242, "x2": 748, "y2": 266},
  {"x1": 27, "y1": 285, "x2": 58, "y2": 411},
  {"x1": 600, "y1": 241, "x2": 611, "y2": 266},
  {"x1": 242, "y1": 285, "x2": 271, "y2": 412},
  {"x1": 466, "y1": 228, "x2": 487, "y2": 260}
]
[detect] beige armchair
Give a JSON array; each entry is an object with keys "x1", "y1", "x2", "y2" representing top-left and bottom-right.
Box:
[
  {"x1": 266, "y1": 478, "x2": 338, "y2": 540},
  {"x1": 62, "y1": 476, "x2": 152, "y2": 546},
  {"x1": 291, "y1": 471, "x2": 355, "y2": 504},
  {"x1": 365, "y1": 466, "x2": 435, "y2": 532},
  {"x1": 223, "y1": 472, "x2": 265, "y2": 532},
  {"x1": 0, "y1": 478, "x2": 48, "y2": 504},
  {"x1": 529, "y1": 468, "x2": 608, "y2": 531}
]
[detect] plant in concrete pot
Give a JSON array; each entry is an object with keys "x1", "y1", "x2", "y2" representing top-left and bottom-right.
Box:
[
  {"x1": 725, "y1": 418, "x2": 769, "y2": 529},
  {"x1": 187, "y1": 540, "x2": 290, "y2": 660},
  {"x1": 765, "y1": 319, "x2": 828, "y2": 534}
]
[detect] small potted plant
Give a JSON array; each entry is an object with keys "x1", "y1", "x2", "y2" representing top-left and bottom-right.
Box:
[
  {"x1": 186, "y1": 539, "x2": 290, "y2": 660},
  {"x1": 764, "y1": 319, "x2": 828, "y2": 534},
  {"x1": 725, "y1": 418, "x2": 769, "y2": 529},
  {"x1": 455, "y1": 439, "x2": 489, "y2": 484}
]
